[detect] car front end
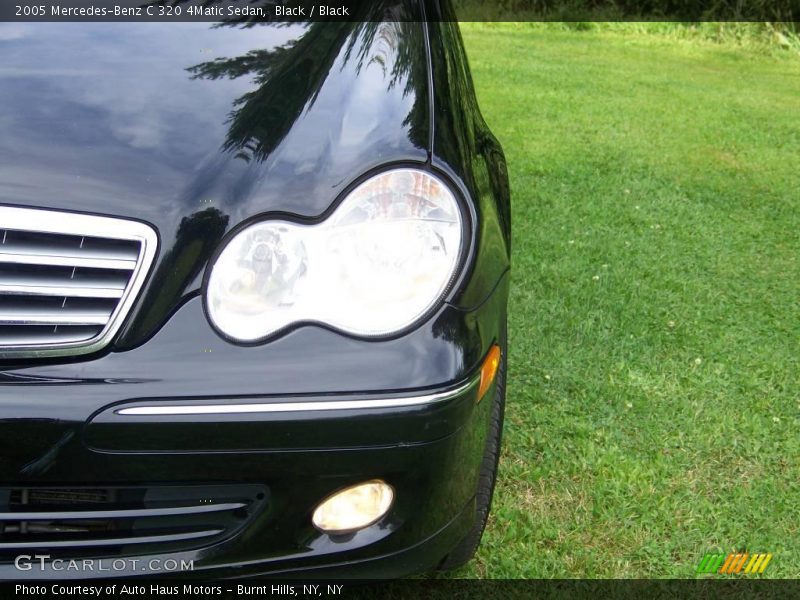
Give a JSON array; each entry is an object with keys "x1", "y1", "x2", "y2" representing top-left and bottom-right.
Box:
[{"x1": 0, "y1": 0, "x2": 509, "y2": 579}]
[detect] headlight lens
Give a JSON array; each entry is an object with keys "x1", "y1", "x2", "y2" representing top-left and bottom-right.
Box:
[{"x1": 206, "y1": 168, "x2": 464, "y2": 342}]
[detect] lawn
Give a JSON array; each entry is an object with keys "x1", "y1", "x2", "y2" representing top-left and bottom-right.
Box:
[{"x1": 450, "y1": 24, "x2": 800, "y2": 578}]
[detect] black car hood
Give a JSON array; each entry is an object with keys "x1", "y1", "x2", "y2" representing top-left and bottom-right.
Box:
[{"x1": 0, "y1": 3, "x2": 430, "y2": 349}]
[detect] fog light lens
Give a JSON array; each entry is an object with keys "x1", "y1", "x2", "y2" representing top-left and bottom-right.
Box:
[{"x1": 312, "y1": 481, "x2": 394, "y2": 534}]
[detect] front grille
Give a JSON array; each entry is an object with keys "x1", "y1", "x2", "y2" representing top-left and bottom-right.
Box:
[
  {"x1": 0, "y1": 206, "x2": 157, "y2": 358},
  {"x1": 0, "y1": 485, "x2": 267, "y2": 557}
]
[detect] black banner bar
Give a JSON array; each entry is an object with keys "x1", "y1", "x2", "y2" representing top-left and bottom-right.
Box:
[
  {"x1": 2, "y1": 580, "x2": 800, "y2": 599},
  {"x1": 1, "y1": 0, "x2": 799, "y2": 22}
]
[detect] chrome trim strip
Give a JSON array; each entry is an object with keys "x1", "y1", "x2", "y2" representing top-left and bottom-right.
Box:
[
  {"x1": 116, "y1": 375, "x2": 479, "y2": 416},
  {"x1": 0, "y1": 206, "x2": 158, "y2": 358}
]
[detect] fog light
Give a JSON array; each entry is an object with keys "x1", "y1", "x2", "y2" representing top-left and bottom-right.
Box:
[{"x1": 312, "y1": 480, "x2": 394, "y2": 534}]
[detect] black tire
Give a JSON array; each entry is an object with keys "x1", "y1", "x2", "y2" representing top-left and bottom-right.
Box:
[{"x1": 437, "y1": 342, "x2": 507, "y2": 571}]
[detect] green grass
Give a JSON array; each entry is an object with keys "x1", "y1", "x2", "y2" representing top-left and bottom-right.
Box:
[
  {"x1": 452, "y1": 20, "x2": 800, "y2": 55},
  {"x1": 448, "y1": 24, "x2": 800, "y2": 578},
  {"x1": 495, "y1": 22, "x2": 800, "y2": 56}
]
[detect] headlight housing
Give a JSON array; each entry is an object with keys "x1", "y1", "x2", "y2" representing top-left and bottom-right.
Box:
[{"x1": 205, "y1": 168, "x2": 466, "y2": 342}]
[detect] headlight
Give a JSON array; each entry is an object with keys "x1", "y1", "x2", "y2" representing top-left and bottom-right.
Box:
[{"x1": 205, "y1": 168, "x2": 465, "y2": 342}]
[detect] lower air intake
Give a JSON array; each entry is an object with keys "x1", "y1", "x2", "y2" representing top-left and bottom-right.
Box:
[{"x1": 0, "y1": 485, "x2": 267, "y2": 557}]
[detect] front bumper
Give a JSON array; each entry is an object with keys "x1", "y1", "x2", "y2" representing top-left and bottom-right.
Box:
[
  {"x1": 0, "y1": 273, "x2": 508, "y2": 579},
  {"x1": 0, "y1": 369, "x2": 491, "y2": 580}
]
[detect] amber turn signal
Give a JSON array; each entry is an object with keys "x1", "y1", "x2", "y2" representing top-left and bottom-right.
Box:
[{"x1": 477, "y1": 344, "x2": 502, "y2": 402}]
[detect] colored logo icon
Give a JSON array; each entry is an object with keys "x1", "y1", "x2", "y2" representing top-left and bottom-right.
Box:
[{"x1": 696, "y1": 552, "x2": 772, "y2": 575}]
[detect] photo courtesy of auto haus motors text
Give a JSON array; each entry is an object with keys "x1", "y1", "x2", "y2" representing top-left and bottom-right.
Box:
[{"x1": 14, "y1": 584, "x2": 345, "y2": 597}]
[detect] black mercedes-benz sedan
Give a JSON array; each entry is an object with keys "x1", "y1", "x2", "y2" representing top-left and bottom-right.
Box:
[{"x1": 0, "y1": 0, "x2": 510, "y2": 579}]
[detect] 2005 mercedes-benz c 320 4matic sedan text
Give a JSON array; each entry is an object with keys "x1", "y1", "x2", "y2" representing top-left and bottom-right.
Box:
[{"x1": 0, "y1": 0, "x2": 510, "y2": 579}]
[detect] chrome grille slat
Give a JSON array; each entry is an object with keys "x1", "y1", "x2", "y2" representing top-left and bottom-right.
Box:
[
  {"x1": 0, "y1": 326, "x2": 102, "y2": 345},
  {"x1": 0, "y1": 529, "x2": 224, "y2": 549},
  {"x1": 0, "y1": 236, "x2": 140, "y2": 262},
  {"x1": 0, "y1": 206, "x2": 157, "y2": 357},
  {"x1": 0, "y1": 250, "x2": 137, "y2": 270},
  {"x1": 0, "y1": 283, "x2": 124, "y2": 299},
  {"x1": 0, "y1": 502, "x2": 247, "y2": 520},
  {"x1": 0, "y1": 308, "x2": 111, "y2": 326},
  {"x1": 0, "y1": 265, "x2": 131, "y2": 290}
]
